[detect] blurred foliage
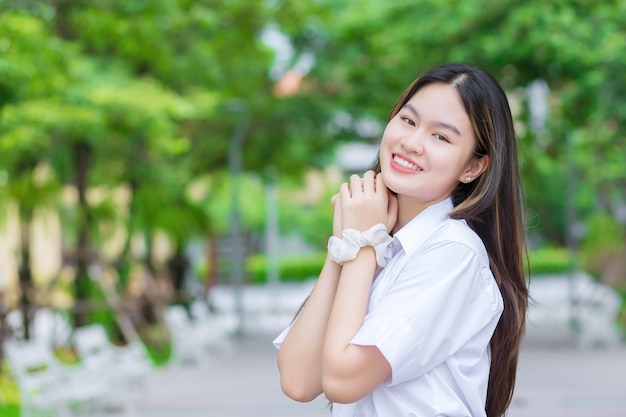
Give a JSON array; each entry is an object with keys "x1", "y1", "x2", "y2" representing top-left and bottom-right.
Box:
[
  {"x1": 526, "y1": 246, "x2": 571, "y2": 276},
  {"x1": 244, "y1": 246, "x2": 575, "y2": 284},
  {"x1": 0, "y1": 0, "x2": 336, "y2": 327},
  {"x1": 246, "y1": 252, "x2": 326, "y2": 284},
  {"x1": 0, "y1": 361, "x2": 19, "y2": 417},
  {"x1": 580, "y1": 213, "x2": 625, "y2": 277},
  {"x1": 0, "y1": 0, "x2": 625, "y2": 314},
  {"x1": 311, "y1": 0, "x2": 626, "y2": 247},
  {"x1": 0, "y1": 403, "x2": 19, "y2": 417},
  {"x1": 279, "y1": 181, "x2": 336, "y2": 250},
  {"x1": 203, "y1": 172, "x2": 267, "y2": 235},
  {"x1": 1, "y1": 1, "x2": 625, "y2": 407}
]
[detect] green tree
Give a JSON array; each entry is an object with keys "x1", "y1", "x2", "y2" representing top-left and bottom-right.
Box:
[
  {"x1": 0, "y1": 10, "x2": 94, "y2": 334},
  {"x1": 302, "y1": 0, "x2": 626, "y2": 247},
  {"x1": 1, "y1": 1, "x2": 338, "y2": 332}
]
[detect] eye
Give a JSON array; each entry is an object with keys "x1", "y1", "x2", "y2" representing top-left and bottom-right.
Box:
[
  {"x1": 433, "y1": 133, "x2": 450, "y2": 143},
  {"x1": 401, "y1": 116, "x2": 415, "y2": 126}
]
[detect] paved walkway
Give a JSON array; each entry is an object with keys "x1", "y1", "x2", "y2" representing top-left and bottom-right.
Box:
[
  {"x1": 509, "y1": 344, "x2": 626, "y2": 417},
  {"x1": 123, "y1": 327, "x2": 329, "y2": 417},
  {"x1": 110, "y1": 279, "x2": 626, "y2": 417},
  {"x1": 118, "y1": 315, "x2": 626, "y2": 417}
]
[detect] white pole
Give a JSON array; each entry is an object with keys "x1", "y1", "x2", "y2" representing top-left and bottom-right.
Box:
[
  {"x1": 228, "y1": 100, "x2": 248, "y2": 336},
  {"x1": 265, "y1": 169, "x2": 280, "y2": 313}
]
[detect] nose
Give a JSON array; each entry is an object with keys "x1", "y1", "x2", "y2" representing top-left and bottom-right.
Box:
[{"x1": 401, "y1": 130, "x2": 426, "y2": 155}]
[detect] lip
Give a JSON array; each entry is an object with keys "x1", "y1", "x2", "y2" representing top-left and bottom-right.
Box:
[{"x1": 390, "y1": 153, "x2": 422, "y2": 173}]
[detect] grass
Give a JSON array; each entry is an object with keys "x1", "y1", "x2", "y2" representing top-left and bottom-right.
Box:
[
  {"x1": 0, "y1": 403, "x2": 20, "y2": 417},
  {"x1": 0, "y1": 362, "x2": 20, "y2": 417}
]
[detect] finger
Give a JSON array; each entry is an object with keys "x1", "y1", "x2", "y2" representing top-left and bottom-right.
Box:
[
  {"x1": 331, "y1": 193, "x2": 339, "y2": 208},
  {"x1": 375, "y1": 172, "x2": 385, "y2": 195},
  {"x1": 349, "y1": 174, "x2": 363, "y2": 196},
  {"x1": 339, "y1": 182, "x2": 351, "y2": 200},
  {"x1": 363, "y1": 170, "x2": 376, "y2": 194}
]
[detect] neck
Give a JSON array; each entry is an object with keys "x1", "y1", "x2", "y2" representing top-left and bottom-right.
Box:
[
  {"x1": 392, "y1": 195, "x2": 450, "y2": 234},
  {"x1": 392, "y1": 196, "x2": 424, "y2": 234}
]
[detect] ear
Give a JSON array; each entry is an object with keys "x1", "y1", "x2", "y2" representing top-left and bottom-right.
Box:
[{"x1": 460, "y1": 155, "x2": 489, "y2": 184}]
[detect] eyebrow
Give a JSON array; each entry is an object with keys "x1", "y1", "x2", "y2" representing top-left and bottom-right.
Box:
[{"x1": 403, "y1": 103, "x2": 462, "y2": 136}]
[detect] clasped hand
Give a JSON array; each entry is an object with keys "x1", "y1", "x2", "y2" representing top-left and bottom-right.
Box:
[{"x1": 332, "y1": 170, "x2": 398, "y2": 236}]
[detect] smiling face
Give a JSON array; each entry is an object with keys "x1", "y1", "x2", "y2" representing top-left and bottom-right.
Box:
[{"x1": 379, "y1": 82, "x2": 489, "y2": 222}]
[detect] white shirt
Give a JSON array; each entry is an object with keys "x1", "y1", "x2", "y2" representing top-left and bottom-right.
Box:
[{"x1": 275, "y1": 197, "x2": 503, "y2": 417}]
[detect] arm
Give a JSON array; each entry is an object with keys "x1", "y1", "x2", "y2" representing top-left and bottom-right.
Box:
[
  {"x1": 277, "y1": 257, "x2": 341, "y2": 402},
  {"x1": 322, "y1": 247, "x2": 391, "y2": 403},
  {"x1": 276, "y1": 190, "x2": 347, "y2": 402},
  {"x1": 277, "y1": 171, "x2": 397, "y2": 404},
  {"x1": 322, "y1": 172, "x2": 396, "y2": 403}
]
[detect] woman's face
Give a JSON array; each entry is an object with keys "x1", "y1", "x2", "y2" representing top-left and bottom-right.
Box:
[{"x1": 379, "y1": 82, "x2": 486, "y2": 215}]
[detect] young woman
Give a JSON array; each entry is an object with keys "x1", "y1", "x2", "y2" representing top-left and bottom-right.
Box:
[{"x1": 274, "y1": 63, "x2": 528, "y2": 417}]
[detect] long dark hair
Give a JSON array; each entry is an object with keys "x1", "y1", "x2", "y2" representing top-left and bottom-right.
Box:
[{"x1": 374, "y1": 63, "x2": 528, "y2": 417}]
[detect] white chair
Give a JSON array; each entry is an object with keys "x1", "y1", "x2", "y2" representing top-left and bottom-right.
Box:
[
  {"x1": 3, "y1": 338, "x2": 111, "y2": 417},
  {"x1": 527, "y1": 272, "x2": 624, "y2": 347},
  {"x1": 30, "y1": 308, "x2": 73, "y2": 347},
  {"x1": 163, "y1": 305, "x2": 206, "y2": 364},
  {"x1": 6, "y1": 309, "x2": 25, "y2": 338},
  {"x1": 72, "y1": 324, "x2": 153, "y2": 389},
  {"x1": 164, "y1": 304, "x2": 232, "y2": 365},
  {"x1": 190, "y1": 300, "x2": 236, "y2": 348}
]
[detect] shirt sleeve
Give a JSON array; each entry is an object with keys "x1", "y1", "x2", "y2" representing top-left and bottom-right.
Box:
[
  {"x1": 350, "y1": 239, "x2": 503, "y2": 386},
  {"x1": 272, "y1": 323, "x2": 293, "y2": 349}
]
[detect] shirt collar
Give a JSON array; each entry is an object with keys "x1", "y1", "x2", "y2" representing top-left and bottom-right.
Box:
[{"x1": 394, "y1": 197, "x2": 453, "y2": 255}]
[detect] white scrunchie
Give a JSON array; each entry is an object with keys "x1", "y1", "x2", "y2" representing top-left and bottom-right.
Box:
[{"x1": 327, "y1": 223, "x2": 392, "y2": 268}]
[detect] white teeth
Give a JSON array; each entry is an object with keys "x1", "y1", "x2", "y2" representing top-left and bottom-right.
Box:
[{"x1": 393, "y1": 155, "x2": 418, "y2": 170}]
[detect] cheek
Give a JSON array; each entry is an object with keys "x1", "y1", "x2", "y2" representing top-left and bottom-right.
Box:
[
  {"x1": 379, "y1": 127, "x2": 392, "y2": 147},
  {"x1": 378, "y1": 134, "x2": 392, "y2": 161},
  {"x1": 380, "y1": 120, "x2": 402, "y2": 143},
  {"x1": 431, "y1": 151, "x2": 469, "y2": 178}
]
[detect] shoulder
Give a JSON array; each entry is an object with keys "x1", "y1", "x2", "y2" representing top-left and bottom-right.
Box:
[
  {"x1": 416, "y1": 218, "x2": 501, "y2": 312},
  {"x1": 426, "y1": 218, "x2": 489, "y2": 264}
]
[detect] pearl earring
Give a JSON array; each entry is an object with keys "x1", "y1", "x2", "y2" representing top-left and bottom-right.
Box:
[{"x1": 465, "y1": 176, "x2": 472, "y2": 183}]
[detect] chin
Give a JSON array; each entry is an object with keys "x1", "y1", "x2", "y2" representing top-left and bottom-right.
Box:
[{"x1": 380, "y1": 174, "x2": 400, "y2": 195}]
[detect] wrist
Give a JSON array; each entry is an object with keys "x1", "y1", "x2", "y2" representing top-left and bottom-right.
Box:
[
  {"x1": 352, "y1": 245, "x2": 376, "y2": 265},
  {"x1": 327, "y1": 223, "x2": 392, "y2": 267}
]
